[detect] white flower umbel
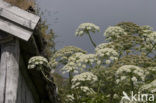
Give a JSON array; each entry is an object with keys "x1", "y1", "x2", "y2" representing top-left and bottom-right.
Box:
[
  {"x1": 77, "y1": 53, "x2": 96, "y2": 69},
  {"x1": 75, "y1": 23, "x2": 100, "y2": 47},
  {"x1": 96, "y1": 48, "x2": 118, "y2": 58},
  {"x1": 28, "y1": 56, "x2": 48, "y2": 69},
  {"x1": 140, "y1": 25, "x2": 153, "y2": 31},
  {"x1": 96, "y1": 47, "x2": 118, "y2": 65},
  {"x1": 72, "y1": 72, "x2": 97, "y2": 88},
  {"x1": 147, "y1": 67, "x2": 156, "y2": 72},
  {"x1": 148, "y1": 32, "x2": 156, "y2": 44},
  {"x1": 61, "y1": 52, "x2": 97, "y2": 74},
  {"x1": 50, "y1": 46, "x2": 86, "y2": 68},
  {"x1": 75, "y1": 23, "x2": 100, "y2": 36},
  {"x1": 61, "y1": 52, "x2": 85, "y2": 74},
  {"x1": 72, "y1": 72, "x2": 98, "y2": 82},
  {"x1": 140, "y1": 25, "x2": 153, "y2": 37},
  {"x1": 116, "y1": 65, "x2": 147, "y2": 85},
  {"x1": 95, "y1": 42, "x2": 114, "y2": 52},
  {"x1": 139, "y1": 25, "x2": 156, "y2": 53},
  {"x1": 104, "y1": 26, "x2": 127, "y2": 41},
  {"x1": 142, "y1": 31, "x2": 156, "y2": 44},
  {"x1": 78, "y1": 54, "x2": 96, "y2": 63}
]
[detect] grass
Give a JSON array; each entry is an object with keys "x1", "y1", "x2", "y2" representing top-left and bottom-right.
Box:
[{"x1": 4, "y1": 0, "x2": 35, "y2": 10}]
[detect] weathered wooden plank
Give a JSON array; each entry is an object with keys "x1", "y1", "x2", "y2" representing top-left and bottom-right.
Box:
[
  {"x1": 0, "y1": 18, "x2": 33, "y2": 41},
  {"x1": 0, "y1": 39, "x2": 20, "y2": 103},
  {"x1": 0, "y1": 1, "x2": 40, "y2": 30},
  {"x1": 16, "y1": 71, "x2": 35, "y2": 103},
  {"x1": 0, "y1": 43, "x2": 7, "y2": 103}
]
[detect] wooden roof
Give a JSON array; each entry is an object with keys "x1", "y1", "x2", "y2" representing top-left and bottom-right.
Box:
[{"x1": 0, "y1": 1, "x2": 40, "y2": 41}]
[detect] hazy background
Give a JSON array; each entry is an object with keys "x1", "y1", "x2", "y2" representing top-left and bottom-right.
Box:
[{"x1": 36, "y1": 0, "x2": 156, "y2": 52}]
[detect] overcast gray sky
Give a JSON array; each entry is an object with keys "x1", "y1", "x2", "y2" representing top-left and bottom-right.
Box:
[{"x1": 36, "y1": 0, "x2": 156, "y2": 52}]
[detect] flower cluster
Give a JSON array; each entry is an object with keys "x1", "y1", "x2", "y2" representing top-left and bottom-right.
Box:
[
  {"x1": 140, "y1": 30, "x2": 156, "y2": 52},
  {"x1": 139, "y1": 25, "x2": 155, "y2": 44},
  {"x1": 139, "y1": 25, "x2": 153, "y2": 37},
  {"x1": 76, "y1": 53, "x2": 96, "y2": 69},
  {"x1": 96, "y1": 47, "x2": 118, "y2": 65},
  {"x1": 104, "y1": 26, "x2": 127, "y2": 41},
  {"x1": 72, "y1": 72, "x2": 98, "y2": 83},
  {"x1": 116, "y1": 65, "x2": 147, "y2": 85},
  {"x1": 61, "y1": 52, "x2": 96, "y2": 74},
  {"x1": 61, "y1": 53, "x2": 85, "y2": 74},
  {"x1": 61, "y1": 62, "x2": 78, "y2": 74},
  {"x1": 116, "y1": 22, "x2": 141, "y2": 34},
  {"x1": 147, "y1": 32, "x2": 156, "y2": 43},
  {"x1": 28, "y1": 56, "x2": 48, "y2": 69},
  {"x1": 95, "y1": 42, "x2": 114, "y2": 52},
  {"x1": 50, "y1": 46, "x2": 86, "y2": 68},
  {"x1": 140, "y1": 25, "x2": 153, "y2": 31},
  {"x1": 50, "y1": 58, "x2": 58, "y2": 68},
  {"x1": 147, "y1": 67, "x2": 156, "y2": 72},
  {"x1": 71, "y1": 72, "x2": 97, "y2": 96},
  {"x1": 75, "y1": 23, "x2": 100, "y2": 36},
  {"x1": 72, "y1": 72, "x2": 97, "y2": 88}
]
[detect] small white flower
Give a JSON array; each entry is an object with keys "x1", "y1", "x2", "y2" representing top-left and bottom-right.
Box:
[
  {"x1": 82, "y1": 64, "x2": 86, "y2": 68},
  {"x1": 106, "y1": 60, "x2": 111, "y2": 65},
  {"x1": 116, "y1": 79, "x2": 120, "y2": 84},
  {"x1": 97, "y1": 60, "x2": 101, "y2": 65},
  {"x1": 131, "y1": 76, "x2": 137, "y2": 82},
  {"x1": 120, "y1": 76, "x2": 127, "y2": 81}
]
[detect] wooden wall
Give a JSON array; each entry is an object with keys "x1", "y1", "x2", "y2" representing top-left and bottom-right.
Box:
[
  {"x1": 16, "y1": 69, "x2": 35, "y2": 103},
  {"x1": 0, "y1": 39, "x2": 36, "y2": 103}
]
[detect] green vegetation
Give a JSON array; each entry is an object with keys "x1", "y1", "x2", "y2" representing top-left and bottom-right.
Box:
[{"x1": 49, "y1": 22, "x2": 156, "y2": 103}]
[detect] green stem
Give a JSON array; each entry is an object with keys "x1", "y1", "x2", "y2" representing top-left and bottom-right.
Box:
[
  {"x1": 69, "y1": 72, "x2": 72, "y2": 88},
  {"x1": 109, "y1": 92, "x2": 114, "y2": 103},
  {"x1": 130, "y1": 73, "x2": 134, "y2": 91},
  {"x1": 97, "y1": 80, "x2": 101, "y2": 93},
  {"x1": 87, "y1": 31, "x2": 97, "y2": 47},
  {"x1": 40, "y1": 67, "x2": 52, "y2": 83},
  {"x1": 146, "y1": 43, "x2": 156, "y2": 56}
]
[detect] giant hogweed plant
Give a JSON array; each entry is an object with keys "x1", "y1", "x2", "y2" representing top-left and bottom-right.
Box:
[{"x1": 29, "y1": 22, "x2": 156, "y2": 103}]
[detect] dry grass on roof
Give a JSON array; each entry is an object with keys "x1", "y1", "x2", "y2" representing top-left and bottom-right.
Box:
[{"x1": 4, "y1": 0, "x2": 35, "y2": 10}]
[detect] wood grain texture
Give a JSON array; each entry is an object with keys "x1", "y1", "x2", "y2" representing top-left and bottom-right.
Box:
[
  {"x1": 0, "y1": 39, "x2": 20, "y2": 103},
  {"x1": 16, "y1": 70, "x2": 35, "y2": 103},
  {"x1": 0, "y1": 1, "x2": 40, "y2": 41},
  {"x1": 0, "y1": 18, "x2": 33, "y2": 41},
  {"x1": 0, "y1": 1, "x2": 40, "y2": 30},
  {"x1": 0, "y1": 42, "x2": 6, "y2": 103},
  {"x1": 0, "y1": 39, "x2": 36, "y2": 103}
]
